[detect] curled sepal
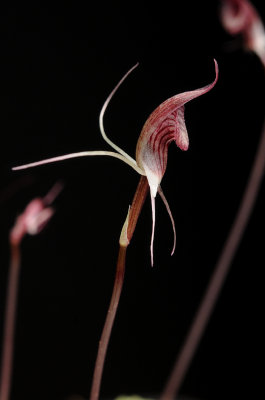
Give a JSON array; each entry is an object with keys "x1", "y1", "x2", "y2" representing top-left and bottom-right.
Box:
[{"x1": 136, "y1": 59, "x2": 218, "y2": 198}]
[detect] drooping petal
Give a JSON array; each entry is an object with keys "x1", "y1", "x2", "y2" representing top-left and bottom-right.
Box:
[
  {"x1": 149, "y1": 186, "x2": 177, "y2": 266},
  {"x1": 136, "y1": 59, "x2": 218, "y2": 197},
  {"x1": 158, "y1": 186, "x2": 176, "y2": 256},
  {"x1": 150, "y1": 194, "x2": 156, "y2": 267}
]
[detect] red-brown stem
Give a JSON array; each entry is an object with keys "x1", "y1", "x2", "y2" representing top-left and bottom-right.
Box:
[
  {"x1": 160, "y1": 121, "x2": 265, "y2": 400},
  {"x1": 89, "y1": 245, "x2": 127, "y2": 400},
  {"x1": 89, "y1": 176, "x2": 148, "y2": 400},
  {"x1": 127, "y1": 176, "x2": 149, "y2": 242},
  {"x1": 0, "y1": 242, "x2": 21, "y2": 400}
]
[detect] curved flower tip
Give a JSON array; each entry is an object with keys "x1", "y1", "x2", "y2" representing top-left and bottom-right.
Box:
[
  {"x1": 136, "y1": 60, "x2": 218, "y2": 265},
  {"x1": 220, "y1": 0, "x2": 265, "y2": 66},
  {"x1": 136, "y1": 59, "x2": 218, "y2": 199}
]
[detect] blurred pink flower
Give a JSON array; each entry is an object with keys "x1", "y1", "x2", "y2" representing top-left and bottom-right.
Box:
[
  {"x1": 10, "y1": 183, "x2": 62, "y2": 245},
  {"x1": 220, "y1": 0, "x2": 265, "y2": 65}
]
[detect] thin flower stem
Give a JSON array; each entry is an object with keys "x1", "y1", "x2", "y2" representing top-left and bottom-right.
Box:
[
  {"x1": 127, "y1": 176, "x2": 149, "y2": 241},
  {"x1": 89, "y1": 245, "x2": 127, "y2": 400},
  {"x1": 89, "y1": 176, "x2": 148, "y2": 400},
  {"x1": 0, "y1": 242, "x2": 21, "y2": 400},
  {"x1": 160, "y1": 120, "x2": 265, "y2": 400}
]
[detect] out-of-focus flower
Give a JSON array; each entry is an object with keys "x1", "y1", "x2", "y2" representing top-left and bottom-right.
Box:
[
  {"x1": 10, "y1": 182, "x2": 62, "y2": 245},
  {"x1": 220, "y1": 0, "x2": 265, "y2": 66}
]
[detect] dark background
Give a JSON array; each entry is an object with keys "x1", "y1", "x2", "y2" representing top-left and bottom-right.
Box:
[{"x1": 0, "y1": 1, "x2": 264, "y2": 399}]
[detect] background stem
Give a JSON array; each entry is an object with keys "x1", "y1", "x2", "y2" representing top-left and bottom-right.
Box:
[
  {"x1": 160, "y1": 120, "x2": 265, "y2": 400},
  {"x1": 0, "y1": 243, "x2": 21, "y2": 400}
]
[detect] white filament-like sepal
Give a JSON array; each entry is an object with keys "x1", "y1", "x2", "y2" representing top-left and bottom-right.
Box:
[
  {"x1": 99, "y1": 63, "x2": 139, "y2": 166},
  {"x1": 12, "y1": 151, "x2": 144, "y2": 175}
]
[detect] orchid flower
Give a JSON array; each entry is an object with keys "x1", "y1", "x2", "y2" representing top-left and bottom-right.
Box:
[
  {"x1": 220, "y1": 0, "x2": 265, "y2": 66},
  {"x1": 13, "y1": 61, "x2": 218, "y2": 265}
]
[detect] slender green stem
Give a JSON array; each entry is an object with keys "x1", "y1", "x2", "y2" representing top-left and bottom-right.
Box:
[
  {"x1": 0, "y1": 242, "x2": 21, "y2": 400},
  {"x1": 160, "y1": 120, "x2": 265, "y2": 400},
  {"x1": 89, "y1": 176, "x2": 148, "y2": 400}
]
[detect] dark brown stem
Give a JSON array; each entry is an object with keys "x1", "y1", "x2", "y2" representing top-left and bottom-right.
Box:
[
  {"x1": 0, "y1": 242, "x2": 21, "y2": 400},
  {"x1": 89, "y1": 176, "x2": 148, "y2": 400},
  {"x1": 160, "y1": 121, "x2": 265, "y2": 400}
]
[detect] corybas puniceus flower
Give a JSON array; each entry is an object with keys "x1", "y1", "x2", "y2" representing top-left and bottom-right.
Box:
[
  {"x1": 136, "y1": 61, "x2": 218, "y2": 263},
  {"x1": 220, "y1": 0, "x2": 265, "y2": 67},
  {"x1": 13, "y1": 61, "x2": 218, "y2": 265}
]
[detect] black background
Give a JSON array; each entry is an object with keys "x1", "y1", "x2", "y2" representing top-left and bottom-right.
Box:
[{"x1": 0, "y1": 1, "x2": 264, "y2": 399}]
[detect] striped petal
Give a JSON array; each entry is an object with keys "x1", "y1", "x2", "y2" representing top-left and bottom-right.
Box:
[
  {"x1": 136, "y1": 60, "x2": 218, "y2": 265},
  {"x1": 136, "y1": 59, "x2": 218, "y2": 197}
]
